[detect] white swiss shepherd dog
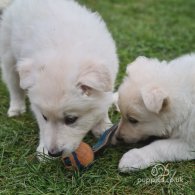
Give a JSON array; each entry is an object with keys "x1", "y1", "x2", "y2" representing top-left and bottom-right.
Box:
[
  {"x1": 114, "y1": 54, "x2": 195, "y2": 172},
  {"x1": 0, "y1": 0, "x2": 118, "y2": 159}
]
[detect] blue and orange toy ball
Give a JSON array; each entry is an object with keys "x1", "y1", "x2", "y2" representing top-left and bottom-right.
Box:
[
  {"x1": 62, "y1": 124, "x2": 118, "y2": 170},
  {"x1": 62, "y1": 142, "x2": 94, "y2": 170}
]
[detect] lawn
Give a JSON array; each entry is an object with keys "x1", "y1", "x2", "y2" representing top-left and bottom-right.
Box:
[{"x1": 0, "y1": 0, "x2": 195, "y2": 194}]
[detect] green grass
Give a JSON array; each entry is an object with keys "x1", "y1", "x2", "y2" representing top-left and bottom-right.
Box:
[{"x1": 0, "y1": 0, "x2": 195, "y2": 194}]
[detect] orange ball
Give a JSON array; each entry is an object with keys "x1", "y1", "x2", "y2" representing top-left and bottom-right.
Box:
[{"x1": 62, "y1": 142, "x2": 94, "y2": 170}]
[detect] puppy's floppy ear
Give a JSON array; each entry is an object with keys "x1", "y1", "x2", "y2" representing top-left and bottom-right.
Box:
[
  {"x1": 17, "y1": 59, "x2": 35, "y2": 89},
  {"x1": 141, "y1": 86, "x2": 169, "y2": 114},
  {"x1": 77, "y1": 62, "x2": 112, "y2": 96}
]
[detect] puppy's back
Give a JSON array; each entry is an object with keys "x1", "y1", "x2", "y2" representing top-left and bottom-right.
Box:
[{"x1": 0, "y1": 0, "x2": 118, "y2": 79}]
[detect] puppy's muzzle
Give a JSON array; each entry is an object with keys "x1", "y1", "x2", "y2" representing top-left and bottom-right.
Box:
[
  {"x1": 111, "y1": 127, "x2": 124, "y2": 145},
  {"x1": 116, "y1": 135, "x2": 124, "y2": 142}
]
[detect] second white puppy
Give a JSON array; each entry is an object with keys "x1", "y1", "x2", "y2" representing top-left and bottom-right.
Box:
[
  {"x1": 115, "y1": 54, "x2": 195, "y2": 172},
  {"x1": 0, "y1": 0, "x2": 118, "y2": 158}
]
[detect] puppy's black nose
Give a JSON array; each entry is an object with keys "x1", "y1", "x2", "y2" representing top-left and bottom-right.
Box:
[{"x1": 48, "y1": 150, "x2": 63, "y2": 157}]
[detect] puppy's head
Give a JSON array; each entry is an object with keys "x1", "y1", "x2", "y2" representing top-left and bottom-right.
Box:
[
  {"x1": 115, "y1": 56, "x2": 170, "y2": 143},
  {"x1": 17, "y1": 57, "x2": 113, "y2": 156}
]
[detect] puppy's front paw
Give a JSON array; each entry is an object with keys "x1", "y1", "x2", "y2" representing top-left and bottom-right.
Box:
[
  {"x1": 8, "y1": 103, "x2": 26, "y2": 117},
  {"x1": 36, "y1": 144, "x2": 50, "y2": 161},
  {"x1": 118, "y1": 149, "x2": 152, "y2": 172}
]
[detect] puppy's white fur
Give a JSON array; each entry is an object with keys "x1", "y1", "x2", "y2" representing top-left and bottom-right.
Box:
[
  {"x1": 115, "y1": 54, "x2": 195, "y2": 172},
  {"x1": 0, "y1": 0, "x2": 118, "y2": 158},
  {"x1": 0, "y1": 0, "x2": 11, "y2": 10}
]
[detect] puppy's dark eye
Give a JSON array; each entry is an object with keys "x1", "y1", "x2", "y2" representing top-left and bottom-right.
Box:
[
  {"x1": 128, "y1": 116, "x2": 138, "y2": 124},
  {"x1": 64, "y1": 116, "x2": 78, "y2": 125},
  {"x1": 42, "y1": 114, "x2": 48, "y2": 121}
]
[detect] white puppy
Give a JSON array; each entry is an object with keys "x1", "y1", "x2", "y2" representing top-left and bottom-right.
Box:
[
  {"x1": 115, "y1": 54, "x2": 195, "y2": 172},
  {"x1": 0, "y1": 0, "x2": 118, "y2": 158}
]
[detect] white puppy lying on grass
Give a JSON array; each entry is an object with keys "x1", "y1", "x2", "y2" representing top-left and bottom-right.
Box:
[
  {"x1": 114, "y1": 54, "x2": 195, "y2": 172},
  {"x1": 0, "y1": 0, "x2": 118, "y2": 158}
]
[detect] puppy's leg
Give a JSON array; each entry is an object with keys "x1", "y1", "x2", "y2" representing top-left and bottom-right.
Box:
[
  {"x1": 92, "y1": 112, "x2": 112, "y2": 138},
  {"x1": 32, "y1": 113, "x2": 50, "y2": 161},
  {"x1": 1, "y1": 54, "x2": 26, "y2": 117},
  {"x1": 31, "y1": 105, "x2": 51, "y2": 161},
  {"x1": 119, "y1": 139, "x2": 195, "y2": 172},
  {"x1": 36, "y1": 137, "x2": 49, "y2": 161}
]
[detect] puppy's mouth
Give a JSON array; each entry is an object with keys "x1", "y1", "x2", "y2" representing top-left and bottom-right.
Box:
[
  {"x1": 48, "y1": 151, "x2": 63, "y2": 157},
  {"x1": 114, "y1": 135, "x2": 165, "y2": 148},
  {"x1": 138, "y1": 135, "x2": 163, "y2": 145},
  {"x1": 111, "y1": 135, "x2": 118, "y2": 145}
]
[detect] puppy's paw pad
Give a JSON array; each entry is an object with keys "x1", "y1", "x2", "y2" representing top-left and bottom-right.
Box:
[{"x1": 118, "y1": 149, "x2": 148, "y2": 172}]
